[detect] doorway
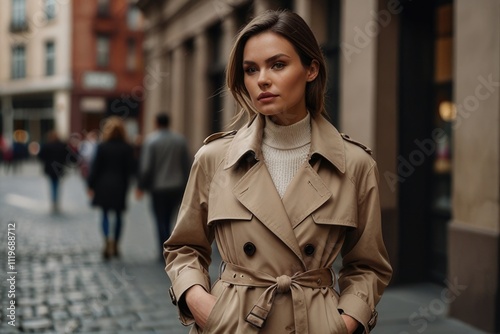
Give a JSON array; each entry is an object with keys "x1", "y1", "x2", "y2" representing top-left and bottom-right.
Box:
[{"x1": 397, "y1": 0, "x2": 453, "y2": 284}]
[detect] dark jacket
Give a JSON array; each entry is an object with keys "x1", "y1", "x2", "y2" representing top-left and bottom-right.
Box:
[
  {"x1": 137, "y1": 129, "x2": 191, "y2": 192},
  {"x1": 38, "y1": 140, "x2": 68, "y2": 180},
  {"x1": 87, "y1": 139, "x2": 134, "y2": 211}
]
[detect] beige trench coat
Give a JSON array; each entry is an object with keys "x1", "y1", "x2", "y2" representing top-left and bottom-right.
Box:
[{"x1": 165, "y1": 114, "x2": 393, "y2": 334}]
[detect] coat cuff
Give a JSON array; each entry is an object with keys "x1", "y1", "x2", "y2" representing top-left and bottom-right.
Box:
[
  {"x1": 338, "y1": 293, "x2": 378, "y2": 333},
  {"x1": 169, "y1": 269, "x2": 211, "y2": 325}
]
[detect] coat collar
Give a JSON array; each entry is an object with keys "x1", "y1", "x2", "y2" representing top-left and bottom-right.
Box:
[{"x1": 224, "y1": 113, "x2": 346, "y2": 173}]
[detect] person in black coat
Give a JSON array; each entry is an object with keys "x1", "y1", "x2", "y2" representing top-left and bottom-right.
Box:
[
  {"x1": 87, "y1": 116, "x2": 135, "y2": 259},
  {"x1": 38, "y1": 130, "x2": 68, "y2": 213}
]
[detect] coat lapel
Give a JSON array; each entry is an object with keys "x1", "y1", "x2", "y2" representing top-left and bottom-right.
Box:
[
  {"x1": 282, "y1": 162, "x2": 332, "y2": 228},
  {"x1": 233, "y1": 161, "x2": 305, "y2": 264}
]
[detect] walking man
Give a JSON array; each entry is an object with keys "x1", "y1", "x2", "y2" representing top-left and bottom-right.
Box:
[
  {"x1": 136, "y1": 113, "x2": 191, "y2": 260},
  {"x1": 38, "y1": 130, "x2": 68, "y2": 214}
]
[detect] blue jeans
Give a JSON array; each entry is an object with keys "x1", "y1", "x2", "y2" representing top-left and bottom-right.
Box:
[
  {"x1": 101, "y1": 209, "x2": 123, "y2": 241},
  {"x1": 49, "y1": 177, "x2": 60, "y2": 205},
  {"x1": 151, "y1": 188, "x2": 183, "y2": 256}
]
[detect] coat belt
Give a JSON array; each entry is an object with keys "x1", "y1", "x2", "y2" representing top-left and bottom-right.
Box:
[{"x1": 220, "y1": 262, "x2": 336, "y2": 333}]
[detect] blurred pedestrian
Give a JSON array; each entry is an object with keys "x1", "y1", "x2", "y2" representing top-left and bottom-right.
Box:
[
  {"x1": 136, "y1": 113, "x2": 190, "y2": 260},
  {"x1": 0, "y1": 134, "x2": 12, "y2": 170},
  {"x1": 78, "y1": 129, "x2": 99, "y2": 179},
  {"x1": 38, "y1": 130, "x2": 68, "y2": 214},
  {"x1": 60, "y1": 132, "x2": 82, "y2": 172},
  {"x1": 11, "y1": 130, "x2": 29, "y2": 172},
  {"x1": 87, "y1": 117, "x2": 135, "y2": 260},
  {"x1": 164, "y1": 10, "x2": 392, "y2": 334}
]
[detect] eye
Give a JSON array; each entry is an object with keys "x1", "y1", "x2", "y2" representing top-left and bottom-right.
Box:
[
  {"x1": 272, "y1": 62, "x2": 285, "y2": 70},
  {"x1": 244, "y1": 66, "x2": 257, "y2": 74}
]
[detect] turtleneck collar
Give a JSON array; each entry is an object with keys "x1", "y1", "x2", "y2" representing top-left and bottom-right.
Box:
[{"x1": 263, "y1": 113, "x2": 311, "y2": 150}]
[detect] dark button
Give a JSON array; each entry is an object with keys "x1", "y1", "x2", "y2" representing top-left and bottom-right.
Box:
[
  {"x1": 243, "y1": 242, "x2": 256, "y2": 256},
  {"x1": 304, "y1": 244, "x2": 315, "y2": 256}
]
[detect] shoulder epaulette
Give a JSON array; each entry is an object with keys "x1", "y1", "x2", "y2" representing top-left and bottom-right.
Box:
[
  {"x1": 340, "y1": 133, "x2": 373, "y2": 155},
  {"x1": 203, "y1": 130, "x2": 238, "y2": 145}
]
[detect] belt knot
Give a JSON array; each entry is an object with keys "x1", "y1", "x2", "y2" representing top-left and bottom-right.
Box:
[{"x1": 276, "y1": 275, "x2": 292, "y2": 293}]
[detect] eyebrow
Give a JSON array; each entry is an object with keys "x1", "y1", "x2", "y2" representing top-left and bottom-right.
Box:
[{"x1": 243, "y1": 53, "x2": 291, "y2": 65}]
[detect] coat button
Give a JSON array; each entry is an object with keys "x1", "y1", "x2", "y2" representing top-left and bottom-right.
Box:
[
  {"x1": 243, "y1": 242, "x2": 256, "y2": 256},
  {"x1": 304, "y1": 244, "x2": 315, "y2": 256}
]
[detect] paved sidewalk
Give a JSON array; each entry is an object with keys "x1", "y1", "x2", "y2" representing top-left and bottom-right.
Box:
[
  {"x1": 0, "y1": 161, "x2": 489, "y2": 333},
  {"x1": 0, "y1": 162, "x2": 182, "y2": 333}
]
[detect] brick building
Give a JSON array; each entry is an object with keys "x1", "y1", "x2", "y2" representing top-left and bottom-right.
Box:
[{"x1": 71, "y1": 0, "x2": 145, "y2": 138}]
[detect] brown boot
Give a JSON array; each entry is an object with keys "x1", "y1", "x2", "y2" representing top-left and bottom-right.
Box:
[
  {"x1": 103, "y1": 239, "x2": 113, "y2": 260},
  {"x1": 111, "y1": 240, "x2": 120, "y2": 257}
]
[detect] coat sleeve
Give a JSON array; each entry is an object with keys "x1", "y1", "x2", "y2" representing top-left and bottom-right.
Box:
[
  {"x1": 338, "y1": 162, "x2": 393, "y2": 333},
  {"x1": 164, "y1": 151, "x2": 214, "y2": 325}
]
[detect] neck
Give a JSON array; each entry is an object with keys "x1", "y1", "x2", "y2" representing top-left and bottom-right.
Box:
[{"x1": 269, "y1": 110, "x2": 308, "y2": 126}]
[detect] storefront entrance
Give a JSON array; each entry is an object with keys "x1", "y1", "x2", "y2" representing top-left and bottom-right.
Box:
[{"x1": 397, "y1": 0, "x2": 453, "y2": 284}]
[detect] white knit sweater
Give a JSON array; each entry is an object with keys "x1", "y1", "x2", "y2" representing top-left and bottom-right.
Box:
[{"x1": 262, "y1": 113, "x2": 311, "y2": 198}]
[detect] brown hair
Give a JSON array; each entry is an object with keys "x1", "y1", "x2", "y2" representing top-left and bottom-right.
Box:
[
  {"x1": 101, "y1": 116, "x2": 127, "y2": 142},
  {"x1": 226, "y1": 9, "x2": 327, "y2": 124}
]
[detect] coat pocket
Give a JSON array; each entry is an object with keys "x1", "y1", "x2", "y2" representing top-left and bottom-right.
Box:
[
  {"x1": 325, "y1": 288, "x2": 349, "y2": 334},
  {"x1": 201, "y1": 282, "x2": 229, "y2": 333}
]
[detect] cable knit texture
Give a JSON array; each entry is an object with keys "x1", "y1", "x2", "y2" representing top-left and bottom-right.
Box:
[{"x1": 262, "y1": 113, "x2": 311, "y2": 198}]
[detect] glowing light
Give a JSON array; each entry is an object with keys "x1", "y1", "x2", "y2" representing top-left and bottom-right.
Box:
[{"x1": 439, "y1": 101, "x2": 456, "y2": 121}]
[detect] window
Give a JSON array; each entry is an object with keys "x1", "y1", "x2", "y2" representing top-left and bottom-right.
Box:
[
  {"x1": 97, "y1": 0, "x2": 110, "y2": 16},
  {"x1": 126, "y1": 4, "x2": 141, "y2": 30},
  {"x1": 126, "y1": 39, "x2": 137, "y2": 71},
  {"x1": 11, "y1": 0, "x2": 26, "y2": 29},
  {"x1": 96, "y1": 35, "x2": 110, "y2": 67},
  {"x1": 45, "y1": 0, "x2": 56, "y2": 20},
  {"x1": 45, "y1": 41, "x2": 55, "y2": 76},
  {"x1": 12, "y1": 45, "x2": 26, "y2": 79}
]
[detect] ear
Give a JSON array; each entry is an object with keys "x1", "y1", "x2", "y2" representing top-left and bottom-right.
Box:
[{"x1": 306, "y1": 60, "x2": 320, "y2": 82}]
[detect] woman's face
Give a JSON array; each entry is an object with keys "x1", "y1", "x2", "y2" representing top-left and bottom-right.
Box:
[{"x1": 242, "y1": 31, "x2": 318, "y2": 125}]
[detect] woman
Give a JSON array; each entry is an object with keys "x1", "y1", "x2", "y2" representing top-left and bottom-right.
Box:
[
  {"x1": 87, "y1": 116, "x2": 134, "y2": 259},
  {"x1": 165, "y1": 10, "x2": 392, "y2": 333}
]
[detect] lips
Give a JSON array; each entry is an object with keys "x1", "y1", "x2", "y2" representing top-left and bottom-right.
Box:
[{"x1": 257, "y1": 92, "x2": 278, "y2": 101}]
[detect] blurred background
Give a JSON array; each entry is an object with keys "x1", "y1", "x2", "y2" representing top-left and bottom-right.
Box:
[{"x1": 0, "y1": 0, "x2": 499, "y2": 333}]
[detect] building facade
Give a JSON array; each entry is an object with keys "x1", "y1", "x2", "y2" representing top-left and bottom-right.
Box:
[
  {"x1": 71, "y1": 0, "x2": 145, "y2": 140},
  {"x1": 138, "y1": 0, "x2": 500, "y2": 332},
  {"x1": 0, "y1": 0, "x2": 72, "y2": 143},
  {"x1": 0, "y1": 0, "x2": 144, "y2": 146}
]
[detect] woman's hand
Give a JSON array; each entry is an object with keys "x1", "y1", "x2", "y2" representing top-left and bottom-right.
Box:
[
  {"x1": 341, "y1": 314, "x2": 359, "y2": 334},
  {"x1": 185, "y1": 285, "x2": 217, "y2": 329}
]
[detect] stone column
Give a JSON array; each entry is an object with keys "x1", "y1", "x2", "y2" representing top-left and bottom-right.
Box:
[
  {"x1": 221, "y1": 14, "x2": 238, "y2": 128},
  {"x1": 54, "y1": 90, "x2": 70, "y2": 139},
  {"x1": 170, "y1": 45, "x2": 186, "y2": 133},
  {"x1": 374, "y1": 0, "x2": 400, "y2": 280},
  {"x1": 142, "y1": 29, "x2": 169, "y2": 136},
  {"x1": 448, "y1": 1, "x2": 500, "y2": 332},
  {"x1": 293, "y1": 0, "x2": 311, "y2": 24},
  {"x1": 253, "y1": 0, "x2": 271, "y2": 15},
  {"x1": 192, "y1": 32, "x2": 210, "y2": 152},
  {"x1": 338, "y1": 0, "x2": 378, "y2": 149}
]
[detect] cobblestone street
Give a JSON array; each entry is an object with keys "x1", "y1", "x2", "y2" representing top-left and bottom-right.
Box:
[
  {"x1": 0, "y1": 161, "x2": 489, "y2": 334},
  {"x1": 0, "y1": 161, "x2": 192, "y2": 333}
]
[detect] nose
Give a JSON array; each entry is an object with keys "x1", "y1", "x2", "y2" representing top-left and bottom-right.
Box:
[{"x1": 257, "y1": 69, "x2": 270, "y2": 88}]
